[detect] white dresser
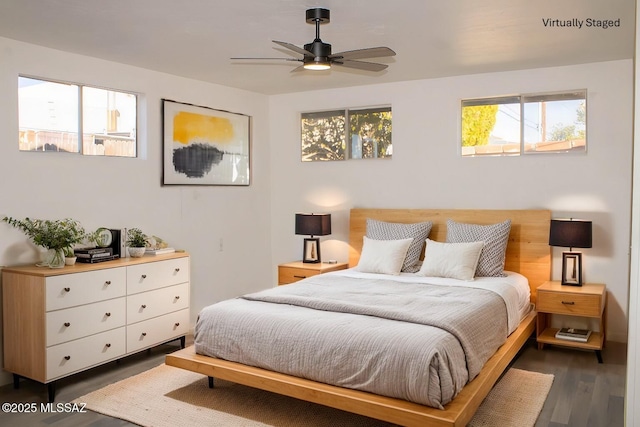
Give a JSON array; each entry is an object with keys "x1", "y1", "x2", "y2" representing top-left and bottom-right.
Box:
[{"x1": 2, "y1": 253, "x2": 190, "y2": 401}]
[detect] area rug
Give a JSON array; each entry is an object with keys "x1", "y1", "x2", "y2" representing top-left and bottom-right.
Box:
[{"x1": 74, "y1": 364, "x2": 553, "y2": 427}]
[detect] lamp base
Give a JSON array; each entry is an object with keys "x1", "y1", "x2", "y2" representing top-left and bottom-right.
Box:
[
  {"x1": 561, "y1": 251, "x2": 583, "y2": 286},
  {"x1": 302, "y1": 238, "x2": 321, "y2": 263}
]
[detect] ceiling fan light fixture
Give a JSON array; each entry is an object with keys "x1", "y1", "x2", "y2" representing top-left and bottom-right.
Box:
[{"x1": 303, "y1": 60, "x2": 331, "y2": 71}]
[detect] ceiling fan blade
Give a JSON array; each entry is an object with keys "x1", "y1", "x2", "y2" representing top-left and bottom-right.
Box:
[
  {"x1": 231, "y1": 57, "x2": 301, "y2": 62},
  {"x1": 272, "y1": 40, "x2": 314, "y2": 57},
  {"x1": 330, "y1": 47, "x2": 396, "y2": 60},
  {"x1": 332, "y1": 59, "x2": 388, "y2": 72},
  {"x1": 290, "y1": 65, "x2": 306, "y2": 73}
]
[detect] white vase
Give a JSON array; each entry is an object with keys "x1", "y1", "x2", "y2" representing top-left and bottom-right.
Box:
[
  {"x1": 128, "y1": 247, "x2": 145, "y2": 258},
  {"x1": 65, "y1": 256, "x2": 77, "y2": 266}
]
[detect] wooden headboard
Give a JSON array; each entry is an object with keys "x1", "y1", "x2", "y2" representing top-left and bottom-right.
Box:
[{"x1": 348, "y1": 208, "x2": 551, "y2": 302}]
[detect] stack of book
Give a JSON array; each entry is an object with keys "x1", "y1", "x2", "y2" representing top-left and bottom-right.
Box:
[
  {"x1": 145, "y1": 247, "x2": 175, "y2": 255},
  {"x1": 75, "y1": 247, "x2": 119, "y2": 263},
  {"x1": 555, "y1": 327, "x2": 592, "y2": 342}
]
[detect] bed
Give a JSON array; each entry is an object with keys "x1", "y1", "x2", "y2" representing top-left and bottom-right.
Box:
[{"x1": 166, "y1": 208, "x2": 551, "y2": 427}]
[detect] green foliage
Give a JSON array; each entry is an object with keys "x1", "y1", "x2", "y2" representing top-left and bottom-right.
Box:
[
  {"x1": 301, "y1": 109, "x2": 392, "y2": 161},
  {"x1": 461, "y1": 105, "x2": 499, "y2": 147},
  {"x1": 2, "y1": 216, "x2": 86, "y2": 251},
  {"x1": 350, "y1": 111, "x2": 392, "y2": 158},
  {"x1": 550, "y1": 124, "x2": 577, "y2": 142},
  {"x1": 301, "y1": 113, "x2": 346, "y2": 161},
  {"x1": 126, "y1": 228, "x2": 148, "y2": 248}
]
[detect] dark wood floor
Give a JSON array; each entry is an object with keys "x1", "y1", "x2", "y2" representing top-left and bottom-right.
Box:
[{"x1": 0, "y1": 336, "x2": 626, "y2": 427}]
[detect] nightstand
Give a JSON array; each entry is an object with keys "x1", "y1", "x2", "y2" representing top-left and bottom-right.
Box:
[
  {"x1": 278, "y1": 261, "x2": 349, "y2": 285},
  {"x1": 536, "y1": 281, "x2": 606, "y2": 363}
]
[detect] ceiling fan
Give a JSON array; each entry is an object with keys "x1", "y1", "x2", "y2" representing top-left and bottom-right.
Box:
[{"x1": 231, "y1": 8, "x2": 396, "y2": 72}]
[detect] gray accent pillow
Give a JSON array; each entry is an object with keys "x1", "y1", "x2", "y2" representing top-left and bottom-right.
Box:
[
  {"x1": 366, "y1": 219, "x2": 432, "y2": 273},
  {"x1": 446, "y1": 219, "x2": 512, "y2": 277}
]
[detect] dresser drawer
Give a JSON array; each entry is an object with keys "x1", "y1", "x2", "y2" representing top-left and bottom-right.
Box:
[
  {"x1": 46, "y1": 298, "x2": 126, "y2": 346},
  {"x1": 127, "y1": 258, "x2": 190, "y2": 295},
  {"x1": 127, "y1": 282, "x2": 189, "y2": 324},
  {"x1": 278, "y1": 266, "x2": 320, "y2": 284},
  {"x1": 46, "y1": 268, "x2": 126, "y2": 311},
  {"x1": 126, "y1": 309, "x2": 189, "y2": 353},
  {"x1": 46, "y1": 327, "x2": 125, "y2": 381},
  {"x1": 537, "y1": 290, "x2": 602, "y2": 317}
]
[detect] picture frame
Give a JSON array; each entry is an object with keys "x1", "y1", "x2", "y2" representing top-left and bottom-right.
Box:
[
  {"x1": 302, "y1": 238, "x2": 321, "y2": 263},
  {"x1": 162, "y1": 99, "x2": 250, "y2": 186},
  {"x1": 561, "y1": 252, "x2": 582, "y2": 286}
]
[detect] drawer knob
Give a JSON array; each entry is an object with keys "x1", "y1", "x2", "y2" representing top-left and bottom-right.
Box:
[
  {"x1": 294, "y1": 275, "x2": 306, "y2": 279},
  {"x1": 141, "y1": 304, "x2": 147, "y2": 309},
  {"x1": 64, "y1": 356, "x2": 71, "y2": 361},
  {"x1": 561, "y1": 301, "x2": 576, "y2": 305},
  {"x1": 141, "y1": 332, "x2": 147, "y2": 337},
  {"x1": 175, "y1": 296, "x2": 180, "y2": 300},
  {"x1": 105, "y1": 312, "x2": 111, "y2": 317},
  {"x1": 141, "y1": 274, "x2": 147, "y2": 279},
  {"x1": 63, "y1": 287, "x2": 70, "y2": 292},
  {"x1": 105, "y1": 280, "x2": 111, "y2": 285},
  {"x1": 64, "y1": 322, "x2": 70, "y2": 327},
  {"x1": 175, "y1": 268, "x2": 180, "y2": 272},
  {"x1": 174, "y1": 322, "x2": 180, "y2": 327},
  {"x1": 105, "y1": 343, "x2": 111, "y2": 348}
]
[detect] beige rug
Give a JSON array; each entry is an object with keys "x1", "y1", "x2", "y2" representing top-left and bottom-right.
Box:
[{"x1": 74, "y1": 364, "x2": 553, "y2": 427}]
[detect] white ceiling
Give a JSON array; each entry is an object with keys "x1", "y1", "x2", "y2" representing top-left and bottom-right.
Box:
[{"x1": 0, "y1": 0, "x2": 634, "y2": 95}]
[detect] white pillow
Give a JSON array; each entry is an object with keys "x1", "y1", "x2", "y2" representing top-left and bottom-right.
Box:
[
  {"x1": 356, "y1": 236, "x2": 413, "y2": 275},
  {"x1": 417, "y1": 239, "x2": 484, "y2": 281}
]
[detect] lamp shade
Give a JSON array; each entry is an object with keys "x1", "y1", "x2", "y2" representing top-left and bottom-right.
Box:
[
  {"x1": 295, "y1": 213, "x2": 331, "y2": 237},
  {"x1": 549, "y1": 219, "x2": 592, "y2": 249}
]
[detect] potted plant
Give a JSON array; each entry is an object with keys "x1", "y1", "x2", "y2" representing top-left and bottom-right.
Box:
[
  {"x1": 2, "y1": 216, "x2": 86, "y2": 268},
  {"x1": 126, "y1": 228, "x2": 148, "y2": 257}
]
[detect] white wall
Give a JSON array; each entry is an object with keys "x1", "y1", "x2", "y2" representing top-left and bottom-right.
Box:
[
  {"x1": 269, "y1": 60, "x2": 633, "y2": 344},
  {"x1": 0, "y1": 37, "x2": 272, "y2": 385},
  {"x1": 625, "y1": 2, "x2": 640, "y2": 423}
]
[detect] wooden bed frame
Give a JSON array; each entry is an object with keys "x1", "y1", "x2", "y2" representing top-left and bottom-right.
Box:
[{"x1": 166, "y1": 208, "x2": 551, "y2": 427}]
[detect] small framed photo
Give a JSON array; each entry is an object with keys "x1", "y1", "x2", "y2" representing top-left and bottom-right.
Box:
[
  {"x1": 561, "y1": 252, "x2": 582, "y2": 286},
  {"x1": 303, "y1": 238, "x2": 321, "y2": 263}
]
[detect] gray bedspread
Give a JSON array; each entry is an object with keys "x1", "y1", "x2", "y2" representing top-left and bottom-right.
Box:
[{"x1": 195, "y1": 273, "x2": 509, "y2": 409}]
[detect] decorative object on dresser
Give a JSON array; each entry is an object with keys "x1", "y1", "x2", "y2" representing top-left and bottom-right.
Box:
[
  {"x1": 145, "y1": 234, "x2": 175, "y2": 255},
  {"x1": 278, "y1": 261, "x2": 348, "y2": 285},
  {"x1": 1, "y1": 252, "x2": 190, "y2": 402},
  {"x1": 536, "y1": 280, "x2": 606, "y2": 363},
  {"x1": 549, "y1": 218, "x2": 592, "y2": 286},
  {"x1": 294, "y1": 213, "x2": 331, "y2": 263},
  {"x1": 126, "y1": 228, "x2": 148, "y2": 257},
  {"x1": 2, "y1": 216, "x2": 87, "y2": 269}
]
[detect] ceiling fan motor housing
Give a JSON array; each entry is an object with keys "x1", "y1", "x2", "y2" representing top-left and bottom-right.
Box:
[
  {"x1": 304, "y1": 40, "x2": 331, "y2": 58},
  {"x1": 305, "y1": 8, "x2": 330, "y2": 24}
]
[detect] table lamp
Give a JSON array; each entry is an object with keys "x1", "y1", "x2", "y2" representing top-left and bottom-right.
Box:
[
  {"x1": 295, "y1": 213, "x2": 331, "y2": 263},
  {"x1": 549, "y1": 218, "x2": 592, "y2": 286}
]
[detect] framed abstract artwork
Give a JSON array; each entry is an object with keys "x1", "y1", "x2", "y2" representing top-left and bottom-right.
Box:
[{"x1": 162, "y1": 99, "x2": 251, "y2": 185}]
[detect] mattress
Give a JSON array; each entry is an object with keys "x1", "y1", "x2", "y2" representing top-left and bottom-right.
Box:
[{"x1": 194, "y1": 270, "x2": 530, "y2": 409}]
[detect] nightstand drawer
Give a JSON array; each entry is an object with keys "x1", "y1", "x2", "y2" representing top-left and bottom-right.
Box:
[
  {"x1": 537, "y1": 290, "x2": 602, "y2": 317},
  {"x1": 278, "y1": 266, "x2": 320, "y2": 284}
]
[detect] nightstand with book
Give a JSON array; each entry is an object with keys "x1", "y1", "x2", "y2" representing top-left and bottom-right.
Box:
[{"x1": 536, "y1": 281, "x2": 606, "y2": 363}]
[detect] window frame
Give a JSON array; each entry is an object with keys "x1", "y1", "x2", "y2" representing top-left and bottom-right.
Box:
[
  {"x1": 301, "y1": 105, "x2": 392, "y2": 162},
  {"x1": 460, "y1": 90, "x2": 587, "y2": 157},
  {"x1": 18, "y1": 75, "x2": 138, "y2": 157}
]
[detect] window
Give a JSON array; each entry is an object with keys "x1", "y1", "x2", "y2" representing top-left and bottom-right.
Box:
[
  {"x1": 461, "y1": 90, "x2": 586, "y2": 156},
  {"x1": 301, "y1": 106, "x2": 392, "y2": 161},
  {"x1": 18, "y1": 76, "x2": 137, "y2": 157}
]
